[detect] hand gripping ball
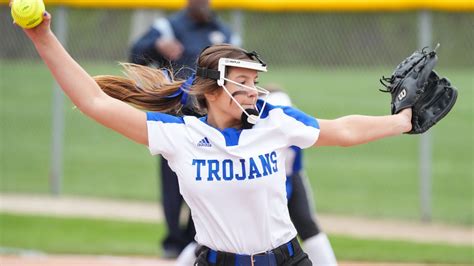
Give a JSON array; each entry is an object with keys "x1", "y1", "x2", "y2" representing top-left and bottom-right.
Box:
[{"x1": 11, "y1": 0, "x2": 45, "y2": 29}]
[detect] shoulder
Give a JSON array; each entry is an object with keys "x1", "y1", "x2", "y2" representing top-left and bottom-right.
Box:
[
  {"x1": 168, "y1": 10, "x2": 187, "y2": 23},
  {"x1": 146, "y1": 112, "x2": 185, "y2": 124},
  {"x1": 258, "y1": 100, "x2": 319, "y2": 129}
]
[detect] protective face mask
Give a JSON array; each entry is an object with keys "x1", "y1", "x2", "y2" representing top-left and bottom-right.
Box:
[{"x1": 221, "y1": 78, "x2": 269, "y2": 129}]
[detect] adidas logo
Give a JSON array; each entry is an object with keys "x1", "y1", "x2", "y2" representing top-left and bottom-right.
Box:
[{"x1": 197, "y1": 137, "x2": 212, "y2": 147}]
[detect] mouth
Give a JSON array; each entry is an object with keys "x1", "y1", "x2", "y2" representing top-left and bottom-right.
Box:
[{"x1": 240, "y1": 103, "x2": 255, "y2": 109}]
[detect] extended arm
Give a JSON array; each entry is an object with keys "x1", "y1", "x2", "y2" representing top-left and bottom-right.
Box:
[
  {"x1": 25, "y1": 13, "x2": 148, "y2": 145},
  {"x1": 315, "y1": 109, "x2": 412, "y2": 147}
]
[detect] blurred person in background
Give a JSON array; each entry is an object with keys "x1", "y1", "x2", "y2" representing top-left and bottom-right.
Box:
[
  {"x1": 176, "y1": 85, "x2": 338, "y2": 266},
  {"x1": 129, "y1": 0, "x2": 241, "y2": 258}
]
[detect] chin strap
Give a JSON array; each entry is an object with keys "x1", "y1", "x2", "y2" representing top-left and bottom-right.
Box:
[{"x1": 241, "y1": 108, "x2": 259, "y2": 129}]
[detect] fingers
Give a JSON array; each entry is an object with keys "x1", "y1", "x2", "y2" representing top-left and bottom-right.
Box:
[{"x1": 43, "y1": 10, "x2": 51, "y2": 21}]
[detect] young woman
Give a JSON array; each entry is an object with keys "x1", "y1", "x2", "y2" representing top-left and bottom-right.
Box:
[
  {"x1": 176, "y1": 87, "x2": 338, "y2": 266},
  {"x1": 18, "y1": 11, "x2": 412, "y2": 266}
]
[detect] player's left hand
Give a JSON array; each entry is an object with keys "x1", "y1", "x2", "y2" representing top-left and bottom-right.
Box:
[{"x1": 380, "y1": 45, "x2": 458, "y2": 134}]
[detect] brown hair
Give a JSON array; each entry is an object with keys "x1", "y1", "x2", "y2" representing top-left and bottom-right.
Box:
[{"x1": 93, "y1": 44, "x2": 259, "y2": 115}]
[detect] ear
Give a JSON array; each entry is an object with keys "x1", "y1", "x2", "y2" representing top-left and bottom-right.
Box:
[{"x1": 204, "y1": 89, "x2": 220, "y2": 102}]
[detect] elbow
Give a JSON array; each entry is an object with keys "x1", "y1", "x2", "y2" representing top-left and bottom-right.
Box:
[
  {"x1": 339, "y1": 138, "x2": 356, "y2": 147},
  {"x1": 74, "y1": 93, "x2": 107, "y2": 116},
  {"x1": 337, "y1": 129, "x2": 358, "y2": 147}
]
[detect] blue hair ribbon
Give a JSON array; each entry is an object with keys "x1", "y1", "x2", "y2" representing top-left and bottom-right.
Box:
[{"x1": 164, "y1": 73, "x2": 196, "y2": 106}]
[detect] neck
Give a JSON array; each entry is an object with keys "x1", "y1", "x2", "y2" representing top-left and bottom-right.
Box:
[{"x1": 207, "y1": 109, "x2": 241, "y2": 130}]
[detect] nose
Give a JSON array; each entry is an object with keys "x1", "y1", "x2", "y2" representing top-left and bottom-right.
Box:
[{"x1": 246, "y1": 88, "x2": 258, "y2": 98}]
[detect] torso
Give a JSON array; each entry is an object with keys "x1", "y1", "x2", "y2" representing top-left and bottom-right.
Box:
[{"x1": 146, "y1": 101, "x2": 319, "y2": 254}]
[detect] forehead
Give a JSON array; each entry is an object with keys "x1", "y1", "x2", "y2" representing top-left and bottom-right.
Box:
[{"x1": 228, "y1": 67, "x2": 259, "y2": 78}]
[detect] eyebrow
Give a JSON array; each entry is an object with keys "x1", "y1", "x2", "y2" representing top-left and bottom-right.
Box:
[{"x1": 234, "y1": 74, "x2": 258, "y2": 80}]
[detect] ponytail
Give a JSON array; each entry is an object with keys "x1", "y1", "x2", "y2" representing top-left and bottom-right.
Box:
[
  {"x1": 93, "y1": 63, "x2": 191, "y2": 115},
  {"x1": 94, "y1": 44, "x2": 260, "y2": 116}
]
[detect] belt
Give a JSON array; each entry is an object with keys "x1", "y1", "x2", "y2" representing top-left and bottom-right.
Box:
[{"x1": 205, "y1": 237, "x2": 298, "y2": 266}]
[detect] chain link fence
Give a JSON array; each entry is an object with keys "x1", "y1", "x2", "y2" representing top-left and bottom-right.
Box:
[{"x1": 1, "y1": 7, "x2": 473, "y2": 68}]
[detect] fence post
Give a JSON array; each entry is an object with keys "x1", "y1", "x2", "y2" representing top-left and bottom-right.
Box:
[
  {"x1": 129, "y1": 9, "x2": 164, "y2": 45},
  {"x1": 50, "y1": 6, "x2": 68, "y2": 196},
  {"x1": 418, "y1": 10, "x2": 432, "y2": 223},
  {"x1": 231, "y1": 10, "x2": 244, "y2": 45}
]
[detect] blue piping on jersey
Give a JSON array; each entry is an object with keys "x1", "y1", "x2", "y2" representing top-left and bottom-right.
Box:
[
  {"x1": 291, "y1": 146, "x2": 303, "y2": 173},
  {"x1": 146, "y1": 100, "x2": 318, "y2": 146},
  {"x1": 147, "y1": 112, "x2": 185, "y2": 123},
  {"x1": 196, "y1": 100, "x2": 319, "y2": 147},
  {"x1": 286, "y1": 175, "x2": 293, "y2": 200},
  {"x1": 257, "y1": 99, "x2": 319, "y2": 129},
  {"x1": 286, "y1": 146, "x2": 302, "y2": 200},
  {"x1": 199, "y1": 116, "x2": 242, "y2": 147}
]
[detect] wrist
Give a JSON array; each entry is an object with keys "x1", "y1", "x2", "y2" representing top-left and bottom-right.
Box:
[
  {"x1": 398, "y1": 109, "x2": 413, "y2": 133},
  {"x1": 31, "y1": 30, "x2": 55, "y2": 46}
]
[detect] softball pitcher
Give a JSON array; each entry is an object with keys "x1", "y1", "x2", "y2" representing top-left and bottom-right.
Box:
[
  {"x1": 17, "y1": 11, "x2": 414, "y2": 266},
  {"x1": 176, "y1": 88, "x2": 337, "y2": 266}
]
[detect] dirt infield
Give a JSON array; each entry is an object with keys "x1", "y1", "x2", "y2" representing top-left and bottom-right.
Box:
[
  {"x1": 0, "y1": 255, "x2": 436, "y2": 266},
  {"x1": 0, "y1": 254, "x2": 175, "y2": 266}
]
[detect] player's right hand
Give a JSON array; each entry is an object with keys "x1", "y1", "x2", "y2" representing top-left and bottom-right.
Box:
[{"x1": 10, "y1": 0, "x2": 52, "y2": 42}]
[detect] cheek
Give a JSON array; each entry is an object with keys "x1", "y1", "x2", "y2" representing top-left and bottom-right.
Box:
[
  {"x1": 217, "y1": 95, "x2": 239, "y2": 113},
  {"x1": 225, "y1": 99, "x2": 243, "y2": 116},
  {"x1": 228, "y1": 101, "x2": 242, "y2": 115}
]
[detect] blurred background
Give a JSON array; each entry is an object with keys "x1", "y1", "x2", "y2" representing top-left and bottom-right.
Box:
[{"x1": 0, "y1": 0, "x2": 473, "y2": 264}]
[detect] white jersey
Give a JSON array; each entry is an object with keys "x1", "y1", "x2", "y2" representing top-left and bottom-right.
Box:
[{"x1": 146, "y1": 100, "x2": 320, "y2": 254}]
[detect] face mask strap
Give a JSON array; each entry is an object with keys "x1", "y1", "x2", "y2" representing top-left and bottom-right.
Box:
[
  {"x1": 245, "y1": 51, "x2": 267, "y2": 67},
  {"x1": 221, "y1": 84, "x2": 251, "y2": 118}
]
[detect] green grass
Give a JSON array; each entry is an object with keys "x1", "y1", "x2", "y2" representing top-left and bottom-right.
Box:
[
  {"x1": 331, "y1": 235, "x2": 473, "y2": 264},
  {"x1": 0, "y1": 213, "x2": 472, "y2": 264},
  {"x1": 1, "y1": 60, "x2": 473, "y2": 225},
  {"x1": 0, "y1": 213, "x2": 164, "y2": 256}
]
